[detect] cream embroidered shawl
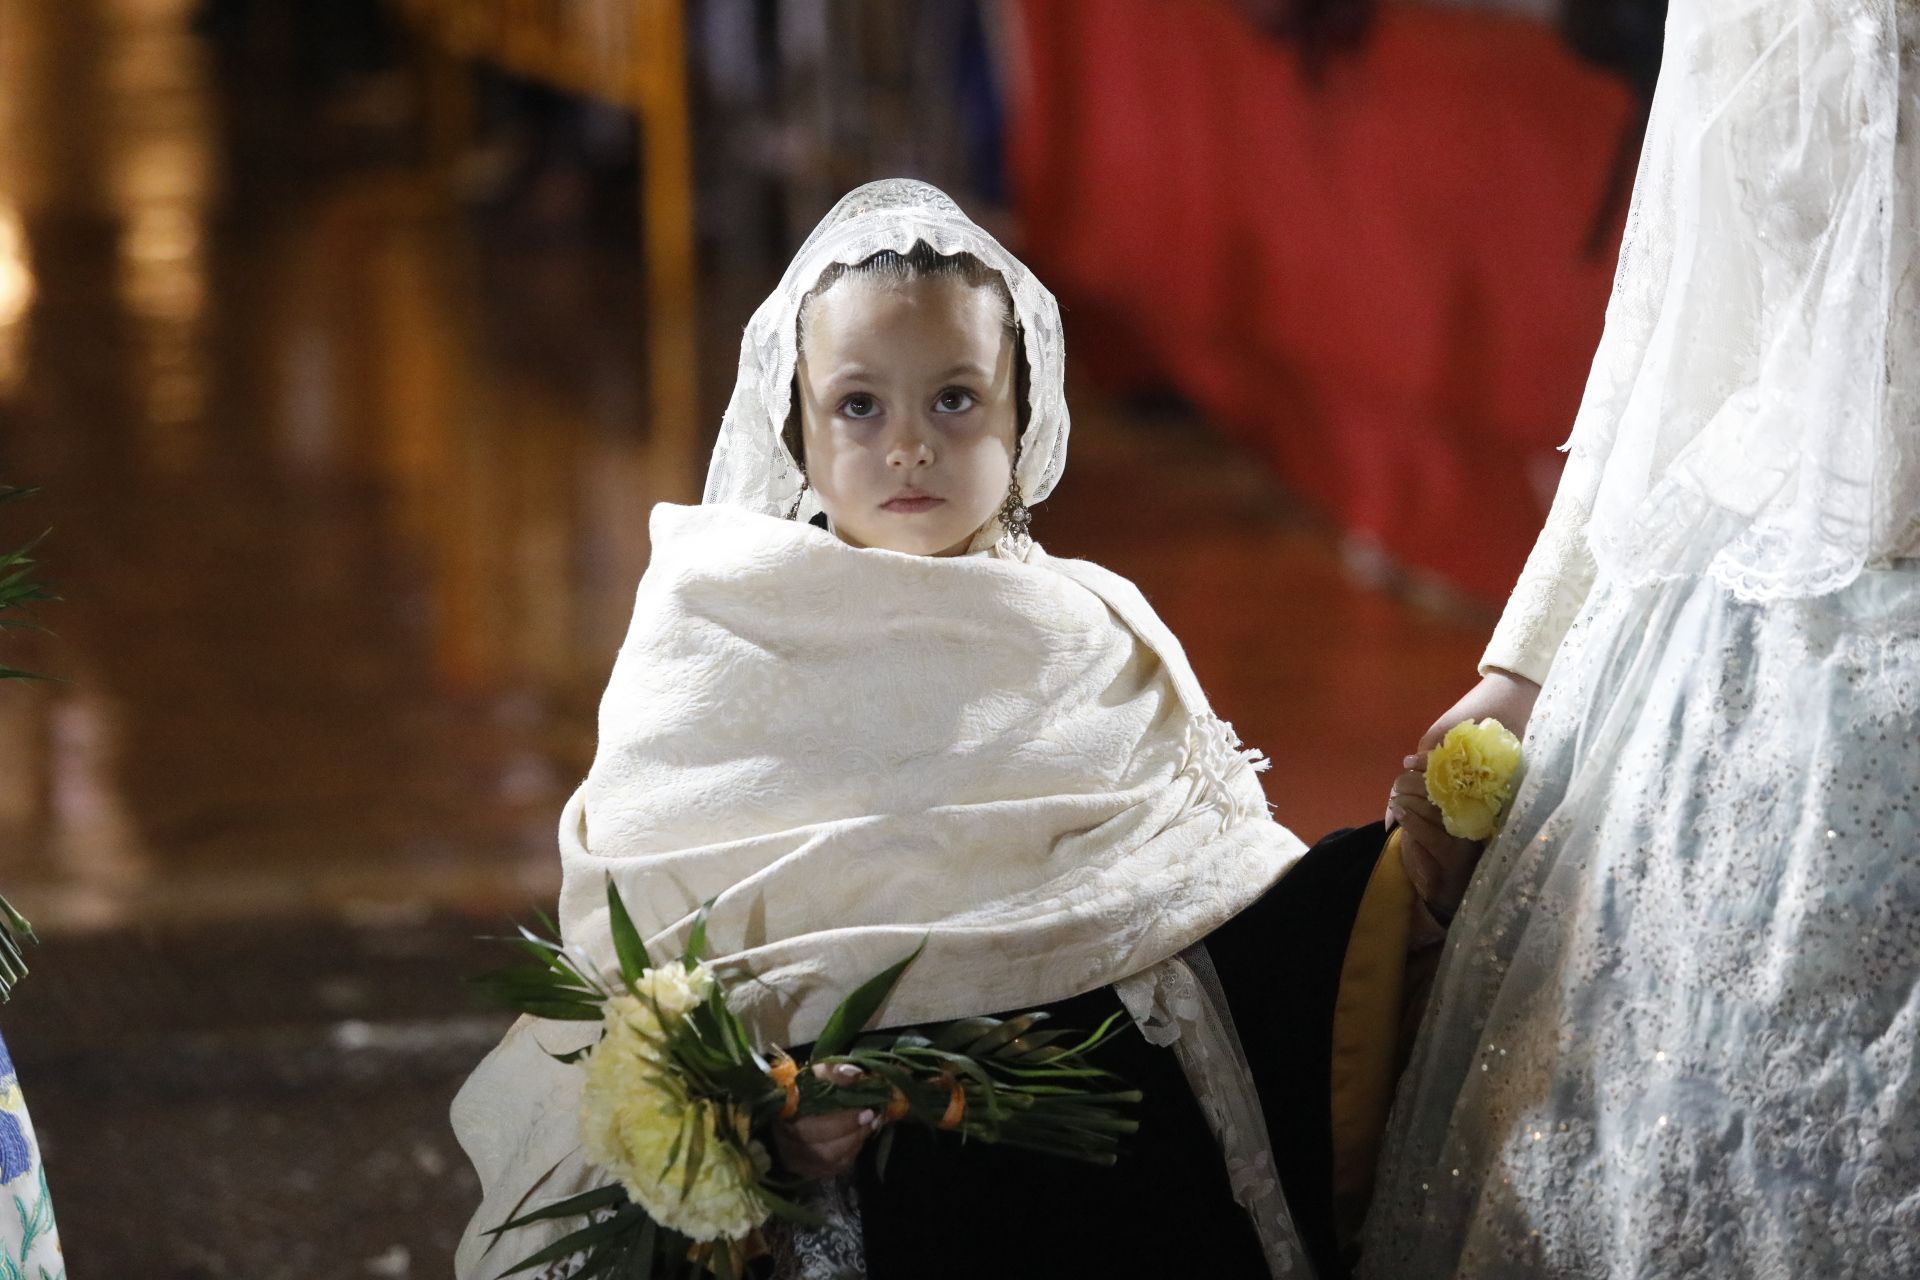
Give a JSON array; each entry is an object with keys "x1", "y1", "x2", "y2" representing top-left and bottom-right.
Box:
[{"x1": 453, "y1": 504, "x2": 1310, "y2": 1276}]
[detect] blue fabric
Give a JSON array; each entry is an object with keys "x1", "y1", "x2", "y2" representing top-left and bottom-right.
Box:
[{"x1": 0, "y1": 1029, "x2": 64, "y2": 1279}]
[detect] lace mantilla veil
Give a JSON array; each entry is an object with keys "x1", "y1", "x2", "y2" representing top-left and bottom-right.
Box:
[
  {"x1": 1569, "y1": 0, "x2": 1920, "y2": 600},
  {"x1": 702, "y1": 178, "x2": 1068, "y2": 536}
]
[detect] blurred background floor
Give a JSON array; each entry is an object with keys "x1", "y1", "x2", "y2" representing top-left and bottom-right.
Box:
[{"x1": 0, "y1": 0, "x2": 1497, "y2": 1274}]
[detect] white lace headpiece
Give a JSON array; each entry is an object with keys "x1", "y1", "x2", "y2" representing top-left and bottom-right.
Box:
[
  {"x1": 702, "y1": 178, "x2": 1070, "y2": 529},
  {"x1": 1569, "y1": 0, "x2": 1920, "y2": 599}
]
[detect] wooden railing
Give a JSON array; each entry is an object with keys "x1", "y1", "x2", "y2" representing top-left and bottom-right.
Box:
[{"x1": 400, "y1": 0, "x2": 700, "y2": 488}]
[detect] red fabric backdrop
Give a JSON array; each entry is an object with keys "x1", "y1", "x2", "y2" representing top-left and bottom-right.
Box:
[{"x1": 1006, "y1": 0, "x2": 1637, "y2": 602}]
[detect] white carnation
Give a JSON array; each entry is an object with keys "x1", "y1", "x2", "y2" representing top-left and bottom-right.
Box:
[{"x1": 619, "y1": 962, "x2": 717, "y2": 1038}]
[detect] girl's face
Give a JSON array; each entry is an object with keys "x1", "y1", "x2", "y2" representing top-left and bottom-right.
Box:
[{"x1": 795, "y1": 274, "x2": 1019, "y2": 557}]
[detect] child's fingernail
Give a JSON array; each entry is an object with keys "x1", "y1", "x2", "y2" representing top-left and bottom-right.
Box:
[{"x1": 858, "y1": 1110, "x2": 876, "y2": 1127}]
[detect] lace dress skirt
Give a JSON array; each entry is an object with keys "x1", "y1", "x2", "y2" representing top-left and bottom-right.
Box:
[{"x1": 1359, "y1": 565, "x2": 1920, "y2": 1279}]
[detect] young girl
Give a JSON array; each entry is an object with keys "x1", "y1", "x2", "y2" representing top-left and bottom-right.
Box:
[
  {"x1": 453, "y1": 180, "x2": 1395, "y2": 1280},
  {"x1": 1363, "y1": 3, "x2": 1920, "y2": 1275}
]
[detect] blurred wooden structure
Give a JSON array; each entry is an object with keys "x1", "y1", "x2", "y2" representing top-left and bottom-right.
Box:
[{"x1": 398, "y1": 0, "x2": 700, "y2": 487}]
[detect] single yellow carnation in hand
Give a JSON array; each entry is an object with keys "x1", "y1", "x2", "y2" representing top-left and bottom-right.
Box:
[
  {"x1": 579, "y1": 967, "x2": 771, "y2": 1243},
  {"x1": 1424, "y1": 718, "x2": 1524, "y2": 841}
]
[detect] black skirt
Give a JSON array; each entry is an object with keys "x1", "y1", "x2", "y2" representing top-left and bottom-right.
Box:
[{"x1": 850, "y1": 823, "x2": 1388, "y2": 1279}]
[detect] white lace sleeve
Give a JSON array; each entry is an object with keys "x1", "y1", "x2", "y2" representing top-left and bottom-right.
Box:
[{"x1": 1479, "y1": 451, "x2": 1602, "y2": 685}]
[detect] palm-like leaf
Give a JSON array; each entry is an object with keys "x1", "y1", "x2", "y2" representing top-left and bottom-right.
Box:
[{"x1": 0, "y1": 484, "x2": 53, "y2": 997}]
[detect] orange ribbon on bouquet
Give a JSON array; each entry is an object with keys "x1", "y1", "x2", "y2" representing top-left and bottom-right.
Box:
[
  {"x1": 767, "y1": 1050, "x2": 801, "y2": 1119},
  {"x1": 937, "y1": 1072, "x2": 967, "y2": 1131}
]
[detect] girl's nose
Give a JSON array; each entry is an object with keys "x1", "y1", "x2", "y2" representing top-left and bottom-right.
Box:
[{"x1": 886, "y1": 430, "x2": 934, "y2": 468}]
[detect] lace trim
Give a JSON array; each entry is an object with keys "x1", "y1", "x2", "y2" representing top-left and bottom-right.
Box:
[
  {"x1": 1116, "y1": 949, "x2": 1306, "y2": 1278},
  {"x1": 703, "y1": 180, "x2": 1070, "y2": 529},
  {"x1": 766, "y1": 1177, "x2": 866, "y2": 1280}
]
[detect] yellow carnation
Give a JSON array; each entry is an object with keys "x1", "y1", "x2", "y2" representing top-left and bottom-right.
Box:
[
  {"x1": 1424, "y1": 718, "x2": 1524, "y2": 841},
  {"x1": 579, "y1": 966, "x2": 771, "y2": 1243}
]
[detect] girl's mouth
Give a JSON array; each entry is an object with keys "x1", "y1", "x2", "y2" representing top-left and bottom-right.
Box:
[{"x1": 881, "y1": 494, "x2": 945, "y2": 514}]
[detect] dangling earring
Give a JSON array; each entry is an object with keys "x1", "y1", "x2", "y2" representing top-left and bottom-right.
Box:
[
  {"x1": 996, "y1": 472, "x2": 1032, "y2": 556},
  {"x1": 785, "y1": 469, "x2": 810, "y2": 521}
]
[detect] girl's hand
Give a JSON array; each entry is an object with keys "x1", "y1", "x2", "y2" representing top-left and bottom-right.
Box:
[
  {"x1": 772, "y1": 1062, "x2": 879, "y2": 1181},
  {"x1": 1389, "y1": 670, "x2": 1542, "y2": 923}
]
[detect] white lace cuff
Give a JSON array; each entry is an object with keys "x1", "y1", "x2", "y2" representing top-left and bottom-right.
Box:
[{"x1": 1481, "y1": 452, "x2": 1602, "y2": 685}]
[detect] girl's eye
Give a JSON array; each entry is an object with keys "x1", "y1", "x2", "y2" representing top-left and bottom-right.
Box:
[
  {"x1": 839, "y1": 393, "x2": 879, "y2": 419},
  {"x1": 934, "y1": 388, "x2": 976, "y2": 414}
]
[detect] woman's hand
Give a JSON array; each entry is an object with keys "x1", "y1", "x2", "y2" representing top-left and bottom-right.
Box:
[
  {"x1": 1412, "y1": 669, "x2": 1542, "y2": 755},
  {"x1": 1389, "y1": 758, "x2": 1483, "y2": 925},
  {"x1": 1389, "y1": 670, "x2": 1542, "y2": 922},
  {"x1": 771, "y1": 1062, "x2": 879, "y2": 1181}
]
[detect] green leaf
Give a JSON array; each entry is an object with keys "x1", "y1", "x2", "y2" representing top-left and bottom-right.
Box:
[
  {"x1": 506, "y1": 1000, "x2": 606, "y2": 1022},
  {"x1": 679, "y1": 1102, "x2": 707, "y2": 1201},
  {"x1": 1050, "y1": 1011, "x2": 1129, "y2": 1062},
  {"x1": 663, "y1": 1107, "x2": 689, "y2": 1179},
  {"x1": 810, "y1": 937, "x2": 926, "y2": 1060},
  {"x1": 466, "y1": 969, "x2": 606, "y2": 1018},
  {"x1": 709, "y1": 1062, "x2": 776, "y2": 1099},
  {"x1": 998, "y1": 1029, "x2": 1078, "y2": 1061},
  {"x1": 606, "y1": 878, "x2": 652, "y2": 992},
  {"x1": 632, "y1": 1217, "x2": 659, "y2": 1280},
  {"x1": 683, "y1": 900, "x2": 712, "y2": 967},
  {"x1": 0, "y1": 930, "x2": 25, "y2": 979},
  {"x1": 469, "y1": 965, "x2": 600, "y2": 999},
  {"x1": 489, "y1": 1184, "x2": 629, "y2": 1236},
  {"x1": 966, "y1": 1012, "x2": 1045, "y2": 1056},
  {"x1": 0, "y1": 911, "x2": 28, "y2": 954},
  {"x1": 873, "y1": 1124, "x2": 898, "y2": 1182},
  {"x1": 507, "y1": 933, "x2": 586, "y2": 978},
  {"x1": 481, "y1": 976, "x2": 601, "y2": 1005},
  {"x1": 754, "y1": 1186, "x2": 825, "y2": 1230},
  {"x1": 495, "y1": 1209, "x2": 642, "y2": 1277},
  {"x1": 569, "y1": 1235, "x2": 636, "y2": 1280},
  {"x1": 690, "y1": 985, "x2": 761, "y2": 1075},
  {"x1": 929, "y1": 1016, "x2": 1001, "y2": 1052}
]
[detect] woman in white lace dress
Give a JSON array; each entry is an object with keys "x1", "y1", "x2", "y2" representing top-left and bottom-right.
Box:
[{"x1": 1362, "y1": 2, "x2": 1920, "y2": 1276}]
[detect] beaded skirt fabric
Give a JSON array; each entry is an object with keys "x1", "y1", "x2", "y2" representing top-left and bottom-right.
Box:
[{"x1": 1361, "y1": 565, "x2": 1920, "y2": 1278}]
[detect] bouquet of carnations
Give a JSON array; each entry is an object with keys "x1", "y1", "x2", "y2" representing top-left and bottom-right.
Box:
[{"x1": 472, "y1": 882, "x2": 1140, "y2": 1279}]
